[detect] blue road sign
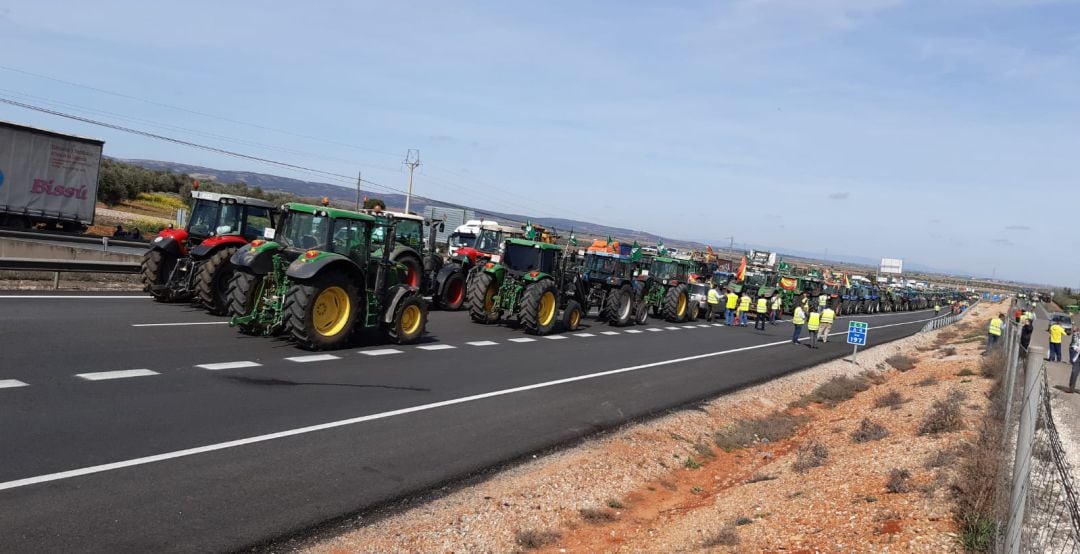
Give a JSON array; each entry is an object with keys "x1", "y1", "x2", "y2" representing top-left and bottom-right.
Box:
[{"x1": 847, "y1": 321, "x2": 868, "y2": 346}]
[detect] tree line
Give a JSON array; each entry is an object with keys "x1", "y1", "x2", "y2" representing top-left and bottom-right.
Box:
[{"x1": 96, "y1": 159, "x2": 297, "y2": 207}]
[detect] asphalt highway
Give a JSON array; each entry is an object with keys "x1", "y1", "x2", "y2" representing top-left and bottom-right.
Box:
[{"x1": 0, "y1": 293, "x2": 945, "y2": 552}]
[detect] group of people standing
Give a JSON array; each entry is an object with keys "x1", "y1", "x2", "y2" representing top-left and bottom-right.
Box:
[
  {"x1": 989, "y1": 306, "x2": 1080, "y2": 393},
  {"x1": 703, "y1": 285, "x2": 835, "y2": 348}
]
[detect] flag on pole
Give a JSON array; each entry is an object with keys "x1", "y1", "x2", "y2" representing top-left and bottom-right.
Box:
[
  {"x1": 524, "y1": 221, "x2": 536, "y2": 240},
  {"x1": 606, "y1": 235, "x2": 613, "y2": 247},
  {"x1": 736, "y1": 256, "x2": 747, "y2": 282},
  {"x1": 631, "y1": 241, "x2": 642, "y2": 261},
  {"x1": 843, "y1": 273, "x2": 851, "y2": 288},
  {"x1": 657, "y1": 239, "x2": 667, "y2": 256},
  {"x1": 569, "y1": 229, "x2": 577, "y2": 247}
]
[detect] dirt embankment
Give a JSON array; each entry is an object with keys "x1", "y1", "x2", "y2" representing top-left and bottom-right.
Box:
[{"x1": 304, "y1": 303, "x2": 998, "y2": 553}]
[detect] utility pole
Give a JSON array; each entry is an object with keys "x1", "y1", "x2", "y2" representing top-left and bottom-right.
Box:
[
  {"x1": 355, "y1": 171, "x2": 362, "y2": 211},
  {"x1": 723, "y1": 236, "x2": 734, "y2": 250},
  {"x1": 403, "y1": 149, "x2": 421, "y2": 214}
]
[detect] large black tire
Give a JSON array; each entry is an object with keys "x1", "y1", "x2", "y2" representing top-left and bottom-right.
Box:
[
  {"x1": 635, "y1": 302, "x2": 649, "y2": 325},
  {"x1": 387, "y1": 294, "x2": 427, "y2": 344},
  {"x1": 688, "y1": 302, "x2": 700, "y2": 322},
  {"x1": 283, "y1": 270, "x2": 359, "y2": 350},
  {"x1": 467, "y1": 272, "x2": 500, "y2": 324},
  {"x1": 226, "y1": 270, "x2": 262, "y2": 335},
  {"x1": 394, "y1": 253, "x2": 423, "y2": 289},
  {"x1": 141, "y1": 249, "x2": 178, "y2": 303},
  {"x1": 436, "y1": 272, "x2": 467, "y2": 311},
  {"x1": 562, "y1": 299, "x2": 583, "y2": 331},
  {"x1": 662, "y1": 284, "x2": 689, "y2": 323},
  {"x1": 606, "y1": 285, "x2": 633, "y2": 327},
  {"x1": 194, "y1": 246, "x2": 239, "y2": 315},
  {"x1": 520, "y1": 280, "x2": 558, "y2": 335}
]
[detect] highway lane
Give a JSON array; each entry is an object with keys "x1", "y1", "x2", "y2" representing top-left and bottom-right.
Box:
[{"x1": 0, "y1": 295, "x2": 944, "y2": 552}]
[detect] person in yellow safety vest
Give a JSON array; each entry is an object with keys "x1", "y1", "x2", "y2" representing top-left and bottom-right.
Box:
[
  {"x1": 807, "y1": 310, "x2": 822, "y2": 349},
  {"x1": 791, "y1": 306, "x2": 807, "y2": 344},
  {"x1": 738, "y1": 292, "x2": 752, "y2": 327},
  {"x1": 1025, "y1": 310, "x2": 1035, "y2": 323},
  {"x1": 934, "y1": 303, "x2": 941, "y2": 315},
  {"x1": 800, "y1": 293, "x2": 810, "y2": 312},
  {"x1": 770, "y1": 294, "x2": 782, "y2": 325},
  {"x1": 725, "y1": 289, "x2": 738, "y2": 326},
  {"x1": 706, "y1": 284, "x2": 723, "y2": 323},
  {"x1": 819, "y1": 306, "x2": 836, "y2": 343},
  {"x1": 754, "y1": 296, "x2": 768, "y2": 330},
  {"x1": 818, "y1": 293, "x2": 828, "y2": 311},
  {"x1": 986, "y1": 314, "x2": 1004, "y2": 351},
  {"x1": 1049, "y1": 321, "x2": 1068, "y2": 362}
]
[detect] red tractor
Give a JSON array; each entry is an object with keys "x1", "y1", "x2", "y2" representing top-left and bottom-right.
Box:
[{"x1": 141, "y1": 191, "x2": 279, "y2": 314}]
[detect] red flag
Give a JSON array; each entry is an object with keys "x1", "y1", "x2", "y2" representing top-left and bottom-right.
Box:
[
  {"x1": 843, "y1": 273, "x2": 851, "y2": 288},
  {"x1": 736, "y1": 256, "x2": 747, "y2": 282}
]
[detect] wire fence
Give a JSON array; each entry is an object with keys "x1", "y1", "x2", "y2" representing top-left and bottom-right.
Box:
[{"x1": 993, "y1": 305, "x2": 1080, "y2": 553}]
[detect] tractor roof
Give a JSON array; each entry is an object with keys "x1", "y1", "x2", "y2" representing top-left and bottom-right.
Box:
[
  {"x1": 506, "y1": 237, "x2": 563, "y2": 251},
  {"x1": 284, "y1": 202, "x2": 376, "y2": 221},
  {"x1": 191, "y1": 190, "x2": 279, "y2": 209},
  {"x1": 586, "y1": 251, "x2": 629, "y2": 260},
  {"x1": 653, "y1": 256, "x2": 690, "y2": 265}
]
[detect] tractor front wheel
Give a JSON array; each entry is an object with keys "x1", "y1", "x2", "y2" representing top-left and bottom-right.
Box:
[
  {"x1": 387, "y1": 295, "x2": 427, "y2": 344},
  {"x1": 467, "y1": 272, "x2": 500, "y2": 324},
  {"x1": 663, "y1": 284, "x2": 689, "y2": 323},
  {"x1": 226, "y1": 270, "x2": 262, "y2": 335},
  {"x1": 283, "y1": 271, "x2": 359, "y2": 350},
  {"x1": 635, "y1": 302, "x2": 649, "y2": 325},
  {"x1": 606, "y1": 285, "x2": 633, "y2": 327},
  {"x1": 562, "y1": 299, "x2": 583, "y2": 331},
  {"x1": 141, "y1": 249, "x2": 178, "y2": 302},
  {"x1": 194, "y1": 246, "x2": 239, "y2": 315},
  {"x1": 521, "y1": 280, "x2": 558, "y2": 335},
  {"x1": 437, "y1": 272, "x2": 466, "y2": 311}
]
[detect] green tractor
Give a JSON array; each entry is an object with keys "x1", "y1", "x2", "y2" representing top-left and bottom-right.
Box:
[
  {"x1": 231, "y1": 207, "x2": 426, "y2": 350},
  {"x1": 639, "y1": 256, "x2": 694, "y2": 323},
  {"x1": 578, "y1": 251, "x2": 643, "y2": 326},
  {"x1": 466, "y1": 238, "x2": 585, "y2": 335}
]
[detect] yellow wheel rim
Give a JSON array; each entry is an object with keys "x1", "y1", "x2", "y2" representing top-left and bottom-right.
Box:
[
  {"x1": 570, "y1": 309, "x2": 580, "y2": 328},
  {"x1": 538, "y1": 291, "x2": 556, "y2": 326},
  {"x1": 400, "y1": 304, "x2": 422, "y2": 335},
  {"x1": 677, "y1": 294, "x2": 687, "y2": 316},
  {"x1": 313, "y1": 286, "x2": 350, "y2": 337},
  {"x1": 484, "y1": 284, "x2": 497, "y2": 313}
]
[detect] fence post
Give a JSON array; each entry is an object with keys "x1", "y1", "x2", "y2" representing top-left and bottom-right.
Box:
[
  {"x1": 52, "y1": 271, "x2": 60, "y2": 290},
  {"x1": 1002, "y1": 325, "x2": 1021, "y2": 443},
  {"x1": 1005, "y1": 346, "x2": 1046, "y2": 553}
]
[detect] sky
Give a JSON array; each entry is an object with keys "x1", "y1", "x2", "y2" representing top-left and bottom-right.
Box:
[{"x1": 1, "y1": 0, "x2": 1078, "y2": 286}]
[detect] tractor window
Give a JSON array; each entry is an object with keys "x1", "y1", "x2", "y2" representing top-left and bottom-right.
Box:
[
  {"x1": 395, "y1": 219, "x2": 423, "y2": 251},
  {"x1": 242, "y1": 206, "x2": 273, "y2": 240},
  {"x1": 449, "y1": 232, "x2": 476, "y2": 249},
  {"x1": 331, "y1": 219, "x2": 370, "y2": 262},
  {"x1": 280, "y1": 212, "x2": 328, "y2": 250},
  {"x1": 216, "y1": 203, "x2": 243, "y2": 236},
  {"x1": 585, "y1": 255, "x2": 618, "y2": 276},
  {"x1": 187, "y1": 199, "x2": 221, "y2": 238},
  {"x1": 475, "y1": 229, "x2": 501, "y2": 252},
  {"x1": 502, "y1": 243, "x2": 542, "y2": 273}
]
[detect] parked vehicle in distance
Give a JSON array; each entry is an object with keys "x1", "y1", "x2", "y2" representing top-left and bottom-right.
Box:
[{"x1": 1048, "y1": 312, "x2": 1073, "y2": 335}]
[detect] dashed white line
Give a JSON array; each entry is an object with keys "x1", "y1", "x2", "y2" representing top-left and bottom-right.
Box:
[
  {"x1": 361, "y1": 349, "x2": 404, "y2": 356},
  {"x1": 544, "y1": 335, "x2": 568, "y2": 340},
  {"x1": 625, "y1": 329, "x2": 643, "y2": 334},
  {"x1": 508, "y1": 337, "x2": 536, "y2": 343},
  {"x1": 196, "y1": 361, "x2": 262, "y2": 370},
  {"x1": 711, "y1": 323, "x2": 724, "y2": 327},
  {"x1": 665, "y1": 326, "x2": 681, "y2": 330},
  {"x1": 76, "y1": 369, "x2": 159, "y2": 381},
  {"x1": 417, "y1": 344, "x2": 457, "y2": 351},
  {"x1": 0, "y1": 379, "x2": 29, "y2": 389},
  {"x1": 466, "y1": 340, "x2": 498, "y2": 346},
  {"x1": 696, "y1": 324, "x2": 711, "y2": 328},
  {"x1": 646, "y1": 328, "x2": 663, "y2": 332},
  {"x1": 573, "y1": 333, "x2": 596, "y2": 337},
  {"x1": 285, "y1": 354, "x2": 340, "y2": 363},
  {"x1": 132, "y1": 321, "x2": 230, "y2": 328},
  {"x1": 600, "y1": 331, "x2": 620, "y2": 336}
]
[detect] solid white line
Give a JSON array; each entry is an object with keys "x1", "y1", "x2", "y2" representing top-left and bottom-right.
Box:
[
  {"x1": 508, "y1": 337, "x2": 536, "y2": 343},
  {"x1": 600, "y1": 331, "x2": 620, "y2": 336},
  {"x1": 574, "y1": 333, "x2": 596, "y2": 337},
  {"x1": 0, "y1": 295, "x2": 150, "y2": 299},
  {"x1": 285, "y1": 354, "x2": 340, "y2": 363},
  {"x1": 625, "y1": 329, "x2": 643, "y2": 334},
  {"x1": 76, "y1": 369, "x2": 159, "y2": 381},
  {"x1": 196, "y1": 361, "x2": 262, "y2": 371},
  {"x1": 466, "y1": 340, "x2": 498, "y2": 346},
  {"x1": 646, "y1": 328, "x2": 663, "y2": 332},
  {"x1": 0, "y1": 313, "x2": 937, "y2": 492},
  {"x1": 132, "y1": 321, "x2": 230, "y2": 328},
  {"x1": 417, "y1": 344, "x2": 457, "y2": 351},
  {"x1": 544, "y1": 335, "x2": 568, "y2": 340},
  {"x1": 0, "y1": 379, "x2": 29, "y2": 389},
  {"x1": 361, "y1": 349, "x2": 404, "y2": 356}
]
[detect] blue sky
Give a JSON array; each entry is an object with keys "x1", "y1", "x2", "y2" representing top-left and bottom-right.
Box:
[{"x1": 2, "y1": 0, "x2": 1078, "y2": 286}]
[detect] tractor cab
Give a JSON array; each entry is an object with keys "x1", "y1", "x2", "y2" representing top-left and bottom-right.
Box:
[
  {"x1": 500, "y1": 238, "x2": 562, "y2": 277},
  {"x1": 582, "y1": 252, "x2": 632, "y2": 282},
  {"x1": 648, "y1": 256, "x2": 690, "y2": 285}
]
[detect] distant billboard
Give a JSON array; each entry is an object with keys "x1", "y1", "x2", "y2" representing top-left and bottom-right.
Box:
[
  {"x1": 880, "y1": 258, "x2": 904, "y2": 274},
  {"x1": 748, "y1": 249, "x2": 777, "y2": 267}
]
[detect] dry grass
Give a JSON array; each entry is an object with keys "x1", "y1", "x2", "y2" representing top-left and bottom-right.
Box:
[
  {"x1": 851, "y1": 418, "x2": 890, "y2": 443},
  {"x1": 956, "y1": 368, "x2": 976, "y2": 377},
  {"x1": 746, "y1": 473, "x2": 777, "y2": 484},
  {"x1": 702, "y1": 525, "x2": 739, "y2": 547},
  {"x1": 605, "y1": 498, "x2": 624, "y2": 509},
  {"x1": 918, "y1": 390, "x2": 966, "y2": 435},
  {"x1": 923, "y1": 449, "x2": 956, "y2": 469},
  {"x1": 940, "y1": 346, "x2": 958, "y2": 357},
  {"x1": 917, "y1": 376, "x2": 939, "y2": 387},
  {"x1": 873, "y1": 389, "x2": 908, "y2": 409},
  {"x1": 792, "y1": 441, "x2": 829, "y2": 474},
  {"x1": 980, "y1": 347, "x2": 1006, "y2": 378},
  {"x1": 885, "y1": 354, "x2": 917, "y2": 371},
  {"x1": 791, "y1": 375, "x2": 873, "y2": 408},
  {"x1": 885, "y1": 468, "x2": 912, "y2": 493},
  {"x1": 937, "y1": 329, "x2": 958, "y2": 342},
  {"x1": 579, "y1": 507, "x2": 616, "y2": 523},
  {"x1": 713, "y1": 412, "x2": 808, "y2": 451},
  {"x1": 515, "y1": 529, "x2": 561, "y2": 549}
]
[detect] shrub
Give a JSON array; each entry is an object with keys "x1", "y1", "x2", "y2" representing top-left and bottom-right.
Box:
[
  {"x1": 886, "y1": 354, "x2": 917, "y2": 371},
  {"x1": 940, "y1": 346, "x2": 958, "y2": 357},
  {"x1": 702, "y1": 525, "x2": 739, "y2": 547},
  {"x1": 885, "y1": 468, "x2": 912, "y2": 493},
  {"x1": 923, "y1": 449, "x2": 956, "y2": 469},
  {"x1": 747, "y1": 473, "x2": 777, "y2": 484},
  {"x1": 683, "y1": 456, "x2": 702, "y2": 469},
  {"x1": 606, "y1": 498, "x2": 623, "y2": 509},
  {"x1": 981, "y1": 348, "x2": 1006, "y2": 378},
  {"x1": 851, "y1": 418, "x2": 890, "y2": 443},
  {"x1": 937, "y1": 329, "x2": 958, "y2": 341},
  {"x1": 735, "y1": 516, "x2": 753, "y2": 526},
  {"x1": 917, "y1": 376, "x2": 939, "y2": 387},
  {"x1": 713, "y1": 412, "x2": 808, "y2": 451},
  {"x1": 792, "y1": 441, "x2": 829, "y2": 473},
  {"x1": 793, "y1": 375, "x2": 872, "y2": 408},
  {"x1": 693, "y1": 442, "x2": 716, "y2": 459},
  {"x1": 515, "y1": 529, "x2": 561, "y2": 549},
  {"x1": 579, "y1": 507, "x2": 616, "y2": 523},
  {"x1": 918, "y1": 390, "x2": 966, "y2": 435},
  {"x1": 873, "y1": 390, "x2": 908, "y2": 409},
  {"x1": 956, "y1": 368, "x2": 976, "y2": 377}
]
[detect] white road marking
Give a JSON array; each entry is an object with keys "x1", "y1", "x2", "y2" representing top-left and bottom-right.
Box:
[
  {"x1": 544, "y1": 335, "x2": 568, "y2": 340},
  {"x1": 76, "y1": 369, "x2": 159, "y2": 381},
  {"x1": 625, "y1": 329, "x2": 643, "y2": 334},
  {"x1": 646, "y1": 328, "x2": 663, "y2": 332},
  {"x1": 361, "y1": 349, "x2": 404, "y2": 356},
  {"x1": 0, "y1": 313, "x2": 940, "y2": 493},
  {"x1": 285, "y1": 354, "x2": 340, "y2": 363},
  {"x1": 664, "y1": 326, "x2": 680, "y2": 330},
  {"x1": 711, "y1": 324, "x2": 724, "y2": 327},
  {"x1": 600, "y1": 331, "x2": 620, "y2": 336},
  {"x1": 0, "y1": 295, "x2": 150, "y2": 299},
  {"x1": 508, "y1": 337, "x2": 536, "y2": 343},
  {"x1": 573, "y1": 333, "x2": 596, "y2": 337},
  {"x1": 466, "y1": 340, "x2": 498, "y2": 346},
  {"x1": 417, "y1": 344, "x2": 457, "y2": 351},
  {"x1": 196, "y1": 361, "x2": 261, "y2": 370},
  {"x1": 697, "y1": 324, "x2": 711, "y2": 328},
  {"x1": 132, "y1": 321, "x2": 230, "y2": 327},
  {"x1": 0, "y1": 379, "x2": 29, "y2": 389}
]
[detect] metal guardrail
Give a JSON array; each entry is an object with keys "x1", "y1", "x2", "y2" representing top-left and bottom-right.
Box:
[
  {"x1": 0, "y1": 257, "x2": 141, "y2": 274},
  {"x1": 0, "y1": 229, "x2": 150, "y2": 249},
  {"x1": 920, "y1": 299, "x2": 981, "y2": 331}
]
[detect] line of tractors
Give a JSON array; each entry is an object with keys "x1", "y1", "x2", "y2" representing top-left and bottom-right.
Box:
[{"x1": 139, "y1": 191, "x2": 967, "y2": 351}]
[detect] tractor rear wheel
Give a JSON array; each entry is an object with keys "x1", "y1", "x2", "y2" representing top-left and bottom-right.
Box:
[
  {"x1": 562, "y1": 299, "x2": 583, "y2": 331},
  {"x1": 663, "y1": 284, "x2": 689, "y2": 322},
  {"x1": 467, "y1": 272, "x2": 500, "y2": 324},
  {"x1": 606, "y1": 285, "x2": 633, "y2": 326},
  {"x1": 521, "y1": 280, "x2": 558, "y2": 335},
  {"x1": 688, "y1": 302, "x2": 700, "y2": 322},
  {"x1": 283, "y1": 270, "x2": 359, "y2": 350},
  {"x1": 194, "y1": 246, "x2": 239, "y2": 315},
  {"x1": 226, "y1": 270, "x2": 262, "y2": 335},
  {"x1": 387, "y1": 295, "x2": 427, "y2": 344},
  {"x1": 635, "y1": 302, "x2": 649, "y2": 325},
  {"x1": 141, "y1": 249, "x2": 178, "y2": 302},
  {"x1": 395, "y1": 253, "x2": 423, "y2": 289},
  {"x1": 436, "y1": 272, "x2": 466, "y2": 311}
]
